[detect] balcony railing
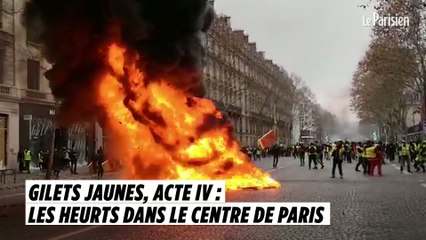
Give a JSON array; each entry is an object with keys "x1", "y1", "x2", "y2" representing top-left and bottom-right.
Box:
[
  {"x1": 26, "y1": 89, "x2": 47, "y2": 99},
  {"x1": 0, "y1": 84, "x2": 19, "y2": 98},
  {"x1": 21, "y1": 89, "x2": 55, "y2": 102}
]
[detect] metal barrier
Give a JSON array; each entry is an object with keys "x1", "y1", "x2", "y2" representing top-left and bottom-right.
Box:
[{"x1": 0, "y1": 169, "x2": 17, "y2": 184}]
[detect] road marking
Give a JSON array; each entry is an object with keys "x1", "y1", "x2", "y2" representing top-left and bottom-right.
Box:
[
  {"x1": 421, "y1": 184, "x2": 426, "y2": 188},
  {"x1": 267, "y1": 163, "x2": 292, "y2": 173},
  {"x1": 391, "y1": 164, "x2": 411, "y2": 175},
  {"x1": 48, "y1": 226, "x2": 101, "y2": 240},
  {"x1": 0, "y1": 193, "x2": 25, "y2": 199}
]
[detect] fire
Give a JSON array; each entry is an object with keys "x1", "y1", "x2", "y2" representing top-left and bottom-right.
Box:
[{"x1": 97, "y1": 43, "x2": 280, "y2": 190}]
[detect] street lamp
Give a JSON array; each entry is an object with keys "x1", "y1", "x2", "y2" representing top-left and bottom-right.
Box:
[{"x1": 46, "y1": 101, "x2": 59, "y2": 179}]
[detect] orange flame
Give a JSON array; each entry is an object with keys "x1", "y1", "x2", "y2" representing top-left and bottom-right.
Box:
[{"x1": 97, "y1": 43, "x2": 280, "y2": 190}]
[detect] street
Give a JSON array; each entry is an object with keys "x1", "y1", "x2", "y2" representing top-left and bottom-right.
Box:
[{"x1": 1, "y1": 157, "x2": 425, "y2": 240}]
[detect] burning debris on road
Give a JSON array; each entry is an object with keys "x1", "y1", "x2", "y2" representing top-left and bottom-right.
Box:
[{"x1": 23, "y1": 0, "x2": 280, "y2": 190}]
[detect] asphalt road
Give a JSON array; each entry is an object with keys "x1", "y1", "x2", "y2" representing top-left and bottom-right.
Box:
[{"x1": 1, "y1": 157, "x2": 426, "y2": 240}]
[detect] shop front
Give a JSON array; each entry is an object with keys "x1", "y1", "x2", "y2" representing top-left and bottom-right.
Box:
[
  {"x1": 19, "y1": 103, "x2": 95, "y2": 163},
  {"x1": 0, "y1": 101, "x2": 19, "y2": 169},
  {"x1": 19, "y1": 103, "x2": 55, "y2": 154}
]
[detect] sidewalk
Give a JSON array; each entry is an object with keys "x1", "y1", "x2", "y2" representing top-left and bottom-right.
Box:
[
  {"x1": 0, "y1": 156, "x2": 294, "y2": 191},
  {"x1": 0, "y1": 165, "x2": 121, "y2": 191}
]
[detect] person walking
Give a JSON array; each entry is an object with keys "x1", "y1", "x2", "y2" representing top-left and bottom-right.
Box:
[
  {"x1": 52, "y1": 148, "x2": 64, "y2": 179},
  {"x1": 272, "y1": 144, "x2": 280, "y2": 168},
  {"x1": 23, "y1": 148, "x2": 32, "y2": 173},
  {"x1": 398, "y1": 141, "x2": 411, "y2": 173},
  {"x1": 410, "y1": 142, "x2": 417, "y2": 163},
  {"x1": 308, "y1": 143, "x2": 318, "y2": 170},
  {"x1": 331, "y1": 140, "x2": 345, "y2": 179},
  {"x1": 63, "y1": 147, "x2": 71, "y2": 170},
  {"x1": 387, "y1": 142, "x2": 396, "y2": 162},
  {"x1": 17, "y1": 149, "x2": 24, "y2": 173},
  {"x1": 414, "y1": 141, "x2": 426, "y2": 172},
  {"x1": 355, "y1": 142, "x2": 365, "y2": 172},
  {"x1": 70, "y1": 148, "x2": 78, "y2": 174},
  {"x1": 37, "y1": 150, "x2": 44, "y2": 171},
  {"x1": 344, "y1": 141, "x2": 352, "y2": 163},
  {"x1": 247, "y1": 147, "x2": 253, "y2": 161},
  {"x1": 298, "y1": 143, "x2": 306, "y2": 167},
  {"x1": 315, "y1": 141, "x2": 325, "y2": 169},
  {"x1": 255, "y1": 147, "x2": 261, "y2": 161},
  {"x1": 364, "y1": 141, "x2": 378, "y2": 176},
  {"x1": 96, "y1": 147, "x2": 105, "y2": 179},
  {"x1": 375, "y1": 142, "x2": 385, "y2": 176}
]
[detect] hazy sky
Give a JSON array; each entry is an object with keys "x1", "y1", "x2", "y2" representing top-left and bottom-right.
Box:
[{"x1": 214, "y1": 0, "x2": 375, "y2": 124}]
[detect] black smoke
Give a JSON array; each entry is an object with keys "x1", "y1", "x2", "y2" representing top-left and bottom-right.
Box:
[{"x1": 23, "y1": 0, "x2": 214, "y2": 124}]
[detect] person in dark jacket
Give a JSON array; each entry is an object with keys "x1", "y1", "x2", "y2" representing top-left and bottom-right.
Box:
[
  {"x1": 17, "y1": 149, "x2": 24, "y2": 173},
  {"x1": 96, "y1": 147, "x2": 105, "y2": 179},
  {"x1": 331, "y1": 141, "x2": 345, "y2": 179},
  {"x1": 298, "y1": 143, "x2": 306, "y2": 167},
  {"x1": 272, "y1": 144, "x2": 280, "y2": 168},
  {"x1": 52, "y1": 149, "x2": 60, "y2": 178},
  {"x1": 308, "y1": 143, "x2": 318, "y2": 170},
  {"x1": 315, "y1": 141, "x2": 324, "y2": 169},
  {"x1": 70, "y1": 148, "x2": 78, "y2": 174}
]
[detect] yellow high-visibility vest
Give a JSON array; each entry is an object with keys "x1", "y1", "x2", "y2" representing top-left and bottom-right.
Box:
[
  {"x1": 399, "y1": 145, "x2": 410, "y2": 156},
  {"x1": 24, "y1": 150, "x2": 32, "y2": 161},
  {"x1": 361, "y1": 147, "x2": 367, "y2": 158},
  {"x1": 365, "y1": 146, "x2": 376, "y2": 159}
]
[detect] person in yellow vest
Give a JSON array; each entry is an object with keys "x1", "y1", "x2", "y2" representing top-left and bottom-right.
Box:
[
  {"x1": 355, "y1": 142, "x2": 365, "y2": 173},
  {"x1": 398, "y1": 141, "x2": 411, "y2": 173},
  {"x1": 361, "y1": 143, "x2": 369, "y2": 175},
  {"x1": 414, "y1": 140, "x2": 426, "y2": 172},
  {"x1": 365, "y1": 141, "x2": 379, "y2": 176},
  {"x1": 329, "y1": 142, "x2": 336, "y2": 160},
  {"x1": 331, "y1": 140, "x2": 345, "y2": 179},
  {"x1": 23, "y1": 148, "x2": 32, "y2": 174}
]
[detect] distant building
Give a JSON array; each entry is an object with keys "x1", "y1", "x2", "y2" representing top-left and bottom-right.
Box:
[{"x1": 202, "y1": 13, "x2": 294, "y2": 147}]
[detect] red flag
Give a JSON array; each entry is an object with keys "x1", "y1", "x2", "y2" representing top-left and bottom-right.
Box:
[{"x1": 258, "y1": 130, "x2": 277, "y2": 149}]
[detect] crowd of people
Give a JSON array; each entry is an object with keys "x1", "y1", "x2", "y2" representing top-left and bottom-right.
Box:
[
  {"x1": 17, "y1": 146, "x2": 107, "y2": 179},
  {"x1": 289, "y1": 140, "x2": 426, "y2": 178},
  {"x1": 241, "y1": 140, "x2": 426, "y2": 179}
]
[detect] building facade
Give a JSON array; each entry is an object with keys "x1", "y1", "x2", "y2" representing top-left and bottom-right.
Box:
[
  {"x1": 0, "y1": 0, "x2": 17, "y2": 169},
  {"x1": 0, "y1": 0, "x2": 98, "y2": 169},
  {"x1": 0, "y1": 0, "x2": 296, "y2": 168},
  {"x1": 403, "y1": 89, "x2": 423, "y2": 141},
  {"x1": 203, "y1": 13, "x2": 294, "y2": 147}
]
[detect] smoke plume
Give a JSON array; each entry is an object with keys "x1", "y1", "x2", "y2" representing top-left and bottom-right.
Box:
[{"x1": 23, "y1": 0, "x2": 214, "y2": 125}]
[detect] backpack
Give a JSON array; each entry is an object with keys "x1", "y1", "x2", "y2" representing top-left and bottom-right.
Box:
[
  {"x1": 309, "y1": 146, "x2": 316, "y2": 154},
  {"x1": 316, "y1": 145, "x2": 323, "y2": 153}
]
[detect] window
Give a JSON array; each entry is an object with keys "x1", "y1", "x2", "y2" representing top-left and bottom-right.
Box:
[
  {"x1": 0, "y1": 0, "x2": 3, "y2": 29},
  {"x1": 0, "y1": 114, "x2": 7, "y2": 168},
  {"x1": 414, "y1": 93, "x2": 420, "y2": 102},
  {"x1": 0, "y1": 48, "x2": 4, "y2": 84},
  {"x1": 27, "y1": 19, "x2": 42, "y2": 43},
  {"x1": 27, "y1": 59, "x2": 40, "y2": 90}
]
